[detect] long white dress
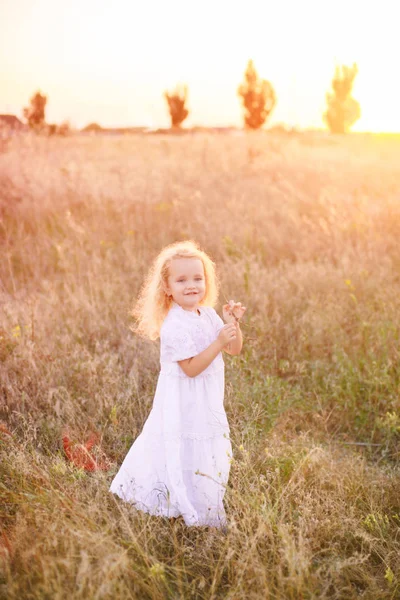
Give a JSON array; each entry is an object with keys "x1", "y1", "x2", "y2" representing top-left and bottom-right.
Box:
[{"x1": 109, "y1": 301, "x2": 232, "y2": 527}]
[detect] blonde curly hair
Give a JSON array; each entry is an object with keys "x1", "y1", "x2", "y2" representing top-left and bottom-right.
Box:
[{"x1": 131, "y1": 240, "x2": 219, "y2": 340}]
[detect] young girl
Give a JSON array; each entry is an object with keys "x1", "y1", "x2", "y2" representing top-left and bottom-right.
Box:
[{"x1": 109, "y1": 240, "x2": 246, "y2": 528}]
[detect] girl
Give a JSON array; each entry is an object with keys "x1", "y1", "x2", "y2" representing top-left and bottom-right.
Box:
[{"x1": 109, "y1": 240, "x2": 246, "y2": 528}]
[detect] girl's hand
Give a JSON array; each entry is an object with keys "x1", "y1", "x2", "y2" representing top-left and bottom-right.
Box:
[
  {"x1": 223, "y1": 300, "x2": 247, "y2": 323},
  {"x1": 217, "y1": 323, "x2": 237, "y2": 348}
]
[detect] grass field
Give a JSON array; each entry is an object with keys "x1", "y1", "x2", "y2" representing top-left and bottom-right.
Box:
[{"x1": 1, "y1": 130, "x2": 400, "y2": 599}]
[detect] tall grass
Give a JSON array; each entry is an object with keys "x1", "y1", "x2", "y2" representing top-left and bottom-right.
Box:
[{"x1": 1, "y1": 131, "x2": 400, "y2": 599}]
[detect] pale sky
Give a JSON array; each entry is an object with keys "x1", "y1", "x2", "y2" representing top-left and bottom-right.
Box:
[{"x1": 1, "y1": 0, "x2": 399, "y2": 132}]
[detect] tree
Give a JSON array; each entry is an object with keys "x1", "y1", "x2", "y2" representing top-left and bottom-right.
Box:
[
  {"x1": 324, "y1": 63, "x2": 360, "y2": 133},
  {"x1": 164, "y1": 85, "x2": 189, "y2": 128},
  {"x1": 48, "y1": 121, "x2": 70, "y2": 136},
  {"x1": 238, "y1": 60, "x2": 276, "y2": 129},
  {"x1": 82, "y1": 122, "x2": 103, "y2": 133},
  {"x1": 23, "y1": 91, "x2": 47, "y2": 130}
]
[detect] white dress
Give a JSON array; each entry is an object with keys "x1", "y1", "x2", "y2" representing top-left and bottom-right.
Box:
[{"x1": 109, "y1": 301, "x2": 232, "y2": 527}]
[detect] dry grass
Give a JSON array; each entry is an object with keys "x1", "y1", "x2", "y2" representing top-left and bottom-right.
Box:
[{"x1": 1, "y1": 130, "x2": 400, "y2": 599}]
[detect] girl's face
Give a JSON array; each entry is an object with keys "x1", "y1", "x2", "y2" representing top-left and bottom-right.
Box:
[{"x1": 165, "y1": 258, "x2": 206, "y2": 311}]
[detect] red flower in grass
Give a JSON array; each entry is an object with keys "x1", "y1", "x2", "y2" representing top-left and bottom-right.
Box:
[
  {"x1": 0, "y1": 422, "x2": 12, "y2": 437},
  {"x1": 62, "y1": 430, "x2": 110, "y2": 472},
  {"x1": 0, "y1": 530, "x2": 13, "y2": 561}
]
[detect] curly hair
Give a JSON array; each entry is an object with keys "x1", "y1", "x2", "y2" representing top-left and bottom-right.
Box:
[{"x1": 131, "y1": 240, "x2": 219, "y2": 340}]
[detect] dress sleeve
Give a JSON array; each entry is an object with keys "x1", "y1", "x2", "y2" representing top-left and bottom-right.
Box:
[
  {"x1": 160, "y1": 323, "x2": 198, "y2": 362},
  {"x1": 208, "y1": 307, "x2": 225, "y2": 335}
]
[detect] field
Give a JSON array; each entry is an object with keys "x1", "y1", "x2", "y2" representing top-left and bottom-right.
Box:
[{"x1": 1, "y1": 130, "x2": 400, "y2": 599}]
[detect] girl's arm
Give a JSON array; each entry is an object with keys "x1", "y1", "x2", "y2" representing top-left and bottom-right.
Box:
[
  {"x1": 178, "y1": 323, "x2": 236, "y2": 378},
  {"x1": 224, "y1": 321, "x2": 243, "y2": 356}
]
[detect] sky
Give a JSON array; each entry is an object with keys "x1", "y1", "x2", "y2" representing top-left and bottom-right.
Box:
[{"x1": 1, "y1": 0, "x2": 399, "y2": 132}]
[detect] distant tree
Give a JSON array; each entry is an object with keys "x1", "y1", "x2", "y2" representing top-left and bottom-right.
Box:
[
  {"x1": 324, "y1": 63, "x2": 360, "y2": 133},
  {"x1": 57, "y1": 121, "x2": 70, "y2": 136},
  {"x1": 82, "y1": 122, "x2": 103, "y2": 133},
  {"x1": 164, "y1": 85, "x2": 189, "y2": 128},
  {"x1": 238, "y1": 60, "x2": 276, "y2": 129},
  {"x1": 48, "y1": 121, "x2": 71, "y2": 136},
  {"x1": 23, "y1": 91, "x2": 47, "y2": 130}
]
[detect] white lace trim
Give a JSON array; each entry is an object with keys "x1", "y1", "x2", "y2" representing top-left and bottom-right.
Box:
[
  {"x1": 163, "y1": 431, "x2": 230, "y2": 441},
  {"x1": 110, "y1": 489, "x2": 227, "y2": 527}
]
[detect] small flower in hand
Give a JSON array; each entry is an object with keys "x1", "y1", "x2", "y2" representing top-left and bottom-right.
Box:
[{"x1": 223, "y1": 300, "x2": 247, "y2": 324}]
